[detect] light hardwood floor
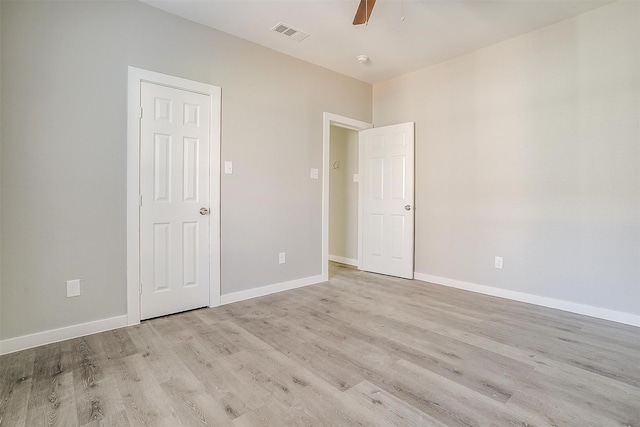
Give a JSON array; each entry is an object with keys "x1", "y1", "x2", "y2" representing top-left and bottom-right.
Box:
[{"x1": 1, "y1": 262, "x2": 639, "y2": 426}]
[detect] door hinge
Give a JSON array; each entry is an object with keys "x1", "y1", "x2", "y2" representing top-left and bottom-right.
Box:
[
  {"x1": 139, "y1": 195, "x2": 143, "y2": 207},
  {"x1": 139, "y1": 283, "x2": 142, "y2": 295},
  {"x1": 139, "y1": 107, "x2": 143, "y2": 119}
]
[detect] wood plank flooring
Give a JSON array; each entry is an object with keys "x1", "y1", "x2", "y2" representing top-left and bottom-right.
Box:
[{"x1": 1, "y1": 262, "x2": 639, "y2": 426}]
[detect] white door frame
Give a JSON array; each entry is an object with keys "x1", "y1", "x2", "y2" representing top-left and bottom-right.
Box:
[
  {"x1": 322, "y1": 113, "x2": 372, "y2": 281},
  {"x1": 127, "y1": 66, "x2": 221, "y2": 326}
]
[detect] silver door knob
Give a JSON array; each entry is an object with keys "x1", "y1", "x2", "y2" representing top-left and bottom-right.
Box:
[
  {"x1": 405, "y1": 205, "x2": 412, "y2": 211},
  {"x1": 200, "y1": 207, "x2": 210, "y2": 215}
]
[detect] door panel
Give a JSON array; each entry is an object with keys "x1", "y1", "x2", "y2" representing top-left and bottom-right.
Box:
[
  {"x1": 140, "y1": 82, "x2": 211, "y2": 319},
  {"x1": 360, "y1": 122, "x2": 415, "y2": 279}
]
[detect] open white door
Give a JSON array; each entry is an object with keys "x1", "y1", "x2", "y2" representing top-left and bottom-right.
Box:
[
  {"x1": 360, "y1": 122, "x2": 415, "y2": 279},
  {"x1": 139, "y1": 82, "x2": 212, "y2": 319}
]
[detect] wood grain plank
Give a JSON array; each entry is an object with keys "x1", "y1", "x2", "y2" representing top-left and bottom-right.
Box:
[
  {"x1": 0, "y1": 348, "x2": 35, "y2": 427},
  {"x1": 505, "y1": 362, "x2": 640, "y2": 426},
  {"x1": 92, "y1": 329, "x2": 137, "y2": 362},
  {"x1": 70, "y1": 337, "x2": 124, "y2": 425},
  {"x1": 26, "y1": 371, "x2": 77, "y2": 427},
  {"x1": 231, "y1": 315, "x2": 368, "y2": 391},
  {"x1": 125, "y1": 322, "x2": 180, "y2": 384},
  {"x1": 223, "y1": 347, "x2": 389, "y2": 426},
  {"x1": 279, "y1": 301, "x2": 534, "y2": 403},
  {"x1": 231, "y1": 397, "x2": 305, "y2": 427},
  {"x1": 172, "y1": 334, "x2": 268, "y2": 420},
  {"x1": 160, "y1": 376, "x2": 233, "y2": 427},
  {"x1": 108, "y1": 353, "x2": 181, "y2": 427},
  {"x1": 25, "y1": 341, "x2": 75, "y2": 426},
  {"x1": 346, "y1": 380, "x2": 446, "y2": 427},
  {"x1": 378, "y1": 359, "x2": 537, "y2": 427},
  {"x1": 468, "y1": 317, "x2": 640, "y2": 388},
  {"x1": 195, "y1": 320, "x2": 394, "y2": 425},
  {"x1": 80, "y1": 409, "x2": 131, "y2": 427}
]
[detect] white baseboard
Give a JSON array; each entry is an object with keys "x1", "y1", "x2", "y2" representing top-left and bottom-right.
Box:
[
  {"x1": 328, "y1": 255, "x2": 358, "y2": 267},
  {"x1": 221, "y1": 274, "x2": 324, "y2": 305},
  {"x1": 8, "y1": 272, "x2": 634, "y2": 356},
  {"x1": 414, "y1": 273, "x2": 640, "y2": 328},
  {"x1": 0, "y1": 315, "x2": 128, "y2": 356},
  {"x1": 1, "y1": 275, "x2": 325, "y2": 355}
]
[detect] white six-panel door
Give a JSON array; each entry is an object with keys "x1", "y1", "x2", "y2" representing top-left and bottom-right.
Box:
[
  {"x1": 140, "y1": 82, "x2": 211, "y2": 319},
  {"x1": 360, "y1": 122, "x2": 415, "y2": 279}
]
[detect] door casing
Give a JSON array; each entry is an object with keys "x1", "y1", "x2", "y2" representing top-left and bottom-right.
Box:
[{"x1": 127, "y1": 66, "x2": 221, "y2": 326}]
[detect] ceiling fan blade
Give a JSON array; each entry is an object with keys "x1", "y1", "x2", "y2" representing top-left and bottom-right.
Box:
[{"x1": 353, "y1": 0, "x2": 376, "y2": 25}]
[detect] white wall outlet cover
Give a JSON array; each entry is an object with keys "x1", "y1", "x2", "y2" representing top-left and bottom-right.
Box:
[
  {"x1": 224, "y1": 161, "x2": 233, "y2": 174},
  {"x1": 353, "y1": 173, "x2": 359, "y2": 182},
  {"x1": 279, "y1": 252, "x2": 286, "y2": 264},
  {"x1": 67, "y1": 279, "x2": 81, "y2": 297},
  {"x1": 310, "y1": 168, "x2": 319, "y2": 179},
  {"x1": 495, "y1": 256, "x2": 504, "y2": 269}
]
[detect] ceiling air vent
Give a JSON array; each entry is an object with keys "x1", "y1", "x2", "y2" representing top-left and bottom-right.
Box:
[{"x1": 270, "y1": 23, "x2": 310, "y2": 42}]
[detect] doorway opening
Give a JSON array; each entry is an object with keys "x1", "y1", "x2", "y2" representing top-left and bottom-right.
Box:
[
  {"x1": 322, "y1": 113, "x2": 416, "y2": 282},
  {"x1": 321, "y1": 113, "x2": 372, "y2": 281},
  {"x1": 329, "y1": 125, "x2": 359, "y2": 268}
]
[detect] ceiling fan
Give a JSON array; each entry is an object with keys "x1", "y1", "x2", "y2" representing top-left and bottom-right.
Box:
[{"x1": 352, "y1": 0, "x2": 377, "y2": 25}]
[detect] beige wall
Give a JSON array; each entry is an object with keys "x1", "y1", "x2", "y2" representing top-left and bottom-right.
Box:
[
  {"x1": 329, "y1": 126, "x2": 359, "y2": 262},
  {"x1": 0, "y1": 1, "x2": 371, "y2": 340},
  {"x1": 374, "y1": 1, "x2": 640, "y2": 315}
]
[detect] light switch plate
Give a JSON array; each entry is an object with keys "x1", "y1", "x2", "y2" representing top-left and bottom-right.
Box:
[
  {"x1": 279, "y1": 252, "x2": 286, "y2": 264},
  {"x1": 224, "y1": 161, "x2": 233, "y2": 174},
  {"x1": 353, "y1": 174, "x2": 359, "y2": 183},
  {"x1": 310, "y1": 168, "x2": 319, "y2": 179},
  {"x1": 495, "y1": 256, "x2": 504, "y2": 269}
]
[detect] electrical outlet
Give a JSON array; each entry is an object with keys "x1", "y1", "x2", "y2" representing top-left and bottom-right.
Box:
[
  {"x1": 495, "y1": 256, "x2": 504, "y2": 269},
  {"x1": 279, "y1": 252, "x2": 286, "y2": 264},
  {"x1": 67, "y1": 279, "x2": 81, "y2": 297}
]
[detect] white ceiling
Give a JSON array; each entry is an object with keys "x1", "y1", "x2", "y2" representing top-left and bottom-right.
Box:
[{"x1": 141, "y1": 0, "x2": 612, "y2": 84}]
